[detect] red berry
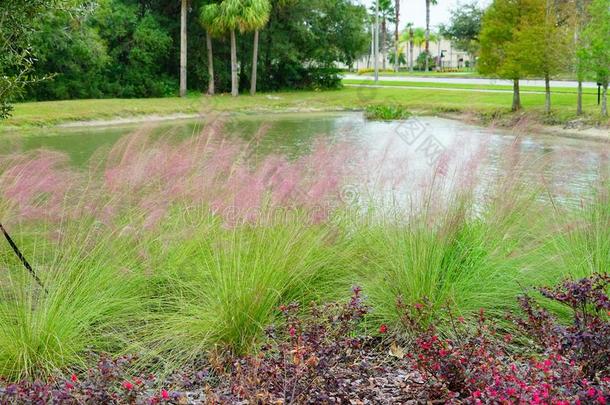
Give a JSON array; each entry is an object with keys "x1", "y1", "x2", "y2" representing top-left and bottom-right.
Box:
[{"x1": 161, "y1": 389, "x2": 170, "y2": 400}]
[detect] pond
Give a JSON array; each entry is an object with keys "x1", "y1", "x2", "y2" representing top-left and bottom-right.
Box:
[{"x1": 1, "y1": 112, "x2": 608, "y2": 204}]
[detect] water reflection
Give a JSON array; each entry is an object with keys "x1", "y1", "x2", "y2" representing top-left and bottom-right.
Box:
[{"x1": 1, "y1": 113, "x2": 608, "y2": 204}]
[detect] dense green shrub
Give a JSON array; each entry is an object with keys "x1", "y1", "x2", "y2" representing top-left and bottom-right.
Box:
[
  {"x1": 27, "y1": 1, "x2": 176, "y2": 100},
  {"x1": 21, "y1": 0, "x2": 368, "y2": 100},
  {"x1": 364, "y1": 104, "x2": 412, "y2": 120}
]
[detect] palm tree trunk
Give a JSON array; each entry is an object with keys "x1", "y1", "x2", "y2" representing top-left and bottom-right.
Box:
[
  {"x1": 437, "y1": 40, "x2": 441, "y2": 71},
  {"x1": 206, "y1": 31, "x2": 214, "y2": 95},
  {"x1": 544, "y1": 74, "x2": 551, "y2": 114},
  {"x1": 230, "y1": 29, "x2": 238, "y2": 97},
  {"x1": 250, "y1": 29, "x2": 259, "y2": 96},
  {"x1": 425, "y1": 0, "x2": 430, "y2": 72},
  {"x1": 179, "y1": 0, "x2": 187, "y2": 97},
  {"x1": 512, "y1": 79, "x2": 521, "y2": 112},
  {"x1": 409, "y1": 30, "x2": 414, "y2": 72},
  {"x1": 602, "y1": 83, "x2": 608, "y2": 117},
  {"x1": 381, "y1": 18, "x2": 387, "y2": 70},
  {"x1": 575, "y1": 0, "x2": 584, "y2": 115},
  {"x1": 394, "y1": 0, "x2": 400, "y2": 72}
]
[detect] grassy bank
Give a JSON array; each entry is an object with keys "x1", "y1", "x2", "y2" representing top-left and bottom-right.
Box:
[
  {"x1": 343, "y1": 78, "x2": 600, "y2": 94},
  {"x1": 2, "y1": 85, "x2": 608, "y2": 130}
]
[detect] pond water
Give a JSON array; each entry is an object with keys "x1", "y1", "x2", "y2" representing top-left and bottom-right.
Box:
[{"x1": 1, "y1": 112, "x2": 608, "y2": 204}]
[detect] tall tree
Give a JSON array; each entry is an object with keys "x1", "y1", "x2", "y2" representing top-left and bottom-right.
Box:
[
  {"x1": 371, "y1": 0, "x2": 395, "y2": 70},
  {"x1": 0, "y1": 0, "x2": 67, "y2": 118},
  {"x1": 573, "y1": 0, "x2": 589, "y2": 115},
  {"x1": 244, "y1": 0, "x2": 271, "y2": 96},
  {"x1": 215, "y1": 0, "x2": 244, "y2": 97},
  {"x1": 200, "y1": 2, "x2": 223, "y2": 95},
  {"x1": 424, "y1": 0, "x2": 438, "y2": 72},
  {"x1": 213, "y1": 0, "x2": 270, "y2": 97},
  {"x1": 393, "y1": 0, "x2": 400, "y2": 72},
  {"x1": 180, "y1": 0, "x2": 188, "y2": 97},
  {"x1": 579, "y1": 0, "x2": 610, "y2": 116},
  {"x1": 406, "y1": 23, "x2": 415, "y2": 71},
  {"x1": 401, "y1": 27, "x2": 426, "y2": 52},
  {"x1": 440, "y1": 2, "x2": 483, "y2": 68},
  {"x1": 512, "y1": 0, "x2": 572, "y2": 113},
  {"x1": 479, "y1": 0, "x2": 536, "y2": 111}
]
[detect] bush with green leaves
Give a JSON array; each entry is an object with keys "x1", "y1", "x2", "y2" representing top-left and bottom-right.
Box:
[{"x1": 364, "y1": 104, "x2": 412, "y2": 120}]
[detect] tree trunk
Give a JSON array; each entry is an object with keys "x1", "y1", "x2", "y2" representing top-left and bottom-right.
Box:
[
  {"x1": 394, "y1": 0, "x2": 400, "y2": 72},
  {"x1": 250, "y1": 29, "x2": 259, "y2": 96},
  {"x1": 206, "y1": 31, "x2": 214, "y2": 95},
  {"x1": 381, "y1": 18, "x2": 387, "y2": 70},
  {"x1": 369, "y1": 23, "x2": 374, "y2": 69},
  {"x1": 575, "y1": 0, "x2": 584, "y2": 116},
  {"x1": 179, "y1": 0, "x2": 187, "y2": 97},
  {"x1": 512, "y1": 79, "x2": 521, "y2": 112},
  {"x1": 409, "y1": 30, "x2": 414, "y2": 72},
  {"x1": 602, "y1": 83, "x2": 608, "y2": 117},
  {"x1": 230, "y1": 29, "x2": 238, "y2": 97},
  {"x1": 437, "y1": 40, "x2": 441, "y2": 71},
  {"x1": 425, "y1": 0, "x2": 430, "y2": 72},
  {"x1": 577, "y1": 81, "x2": 583, "y2": 115},
  {"x1": 544, "y1": 74, "x2": 551, "y2": 114}
]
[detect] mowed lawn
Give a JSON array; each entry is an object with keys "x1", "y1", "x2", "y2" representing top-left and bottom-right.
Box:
[
  {"x1": 342, "y1": 79, "x2": 601, "y2": 94},
  {"x1": 2, "y1": 84, "x2": 607, "y2": 129}
]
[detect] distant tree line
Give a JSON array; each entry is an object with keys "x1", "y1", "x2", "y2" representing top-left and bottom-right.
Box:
[
  {"x1": 2, "y1": 0, "x2": 608, "y2": 118},
  {"x1": 0, "y1": 0, "x2": 369, "y2": 110}
]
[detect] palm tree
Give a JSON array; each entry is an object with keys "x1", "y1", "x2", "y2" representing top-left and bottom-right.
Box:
[
  {"x1": 371, "y1": 0, "x2": 394, "y2": 70},
  {"x1": 180, "y1": 0, "x2": 188, "y2": 97},
  {"x1": 402, "y1": 23, "x2": 415, "y2": 71},
  {"x1": 379, "y1": 0, "x2": 395, "y2": 70},
  {"x1": 213, "y1": 0, "x2": 270, "y2": 97},
  {"x1": 393, "y1": 0, "x2": 400, "y2": 72},
  {"x1": 401, "y1": 27, "x2": 434, "y2": 70},
  {"x1": 200, "y1": 2, "x2": 223, "y2": 95},
  {"x1": 424, "y1": 0, "x2": 438, "y2": 72},
  {"x1": 389, "y1": 49, "x2": 406, "y2": 67},
  {"x1": 215, "y1": 0, "x2": 243, "y2": 97},
  {"x1": 243, "y1": 0, "x2": 271, "y2": 96},
  {"x1": 402, "y1": 27, "x2": 426, "y2": 52}
]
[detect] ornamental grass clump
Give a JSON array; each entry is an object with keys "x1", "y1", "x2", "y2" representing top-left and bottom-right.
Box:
[
  {"x1": 351, "y1": 176, "x2": 541, "y2": 333},
  {"x1": 0, "y1": 123, "x2": 358, "y2": 378},
  {"x1": 0, "y1": 228, "x2": 146, "y2": 380},
  {"x1": 134, "y1": 211, "x2": 353, "y2": 371},
  {"x1": 1, "y1": 119, "x2": 605, "y2": 384},
  {"x1": 540, "y1": 182, "x2": 610, "y2": 281}
]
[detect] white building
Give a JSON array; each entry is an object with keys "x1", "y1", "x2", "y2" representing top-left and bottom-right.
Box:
[{"x1": 350, "y1": 37, "x2": 473, "y2": 71}]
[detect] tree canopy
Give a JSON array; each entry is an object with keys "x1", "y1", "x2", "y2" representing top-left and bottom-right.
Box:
[
  {"x1": 1, "y1": 0, "x2": 369, "y2": 108},
  {"x1": 440, "y1": 2, "x2": 483, "y2": 61},
  {"x1": 0, "y1": 0, "x2": 68, "y2": 117}
]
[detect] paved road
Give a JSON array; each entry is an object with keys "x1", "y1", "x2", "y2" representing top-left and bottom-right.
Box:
[
  {"x1": 343, "y1": 74, "x2": 599, "y2": 89},
  {"x1": 343, "y1": 83, "x2": 549, "y2": 95}
]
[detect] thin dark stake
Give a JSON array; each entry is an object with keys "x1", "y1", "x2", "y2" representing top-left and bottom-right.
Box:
[{"x1": 0, "y1": 222, "x2": 47, "y2": 293}]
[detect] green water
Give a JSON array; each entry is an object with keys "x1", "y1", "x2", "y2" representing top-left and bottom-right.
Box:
[
  {"x1": 0, "y1": 113, "x2": 347, "y2": 166},
  {"x1": 1, "y1": 112, "x2": 608, "y2": 201}
]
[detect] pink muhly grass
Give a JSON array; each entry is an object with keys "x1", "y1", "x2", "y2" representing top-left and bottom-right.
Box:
[
  {"x1": 0, "y1": 150, "x2": 80, "y2": 222},
  {"x1": 0, "y1": 125, "x2": 358, "y2": 229}
]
